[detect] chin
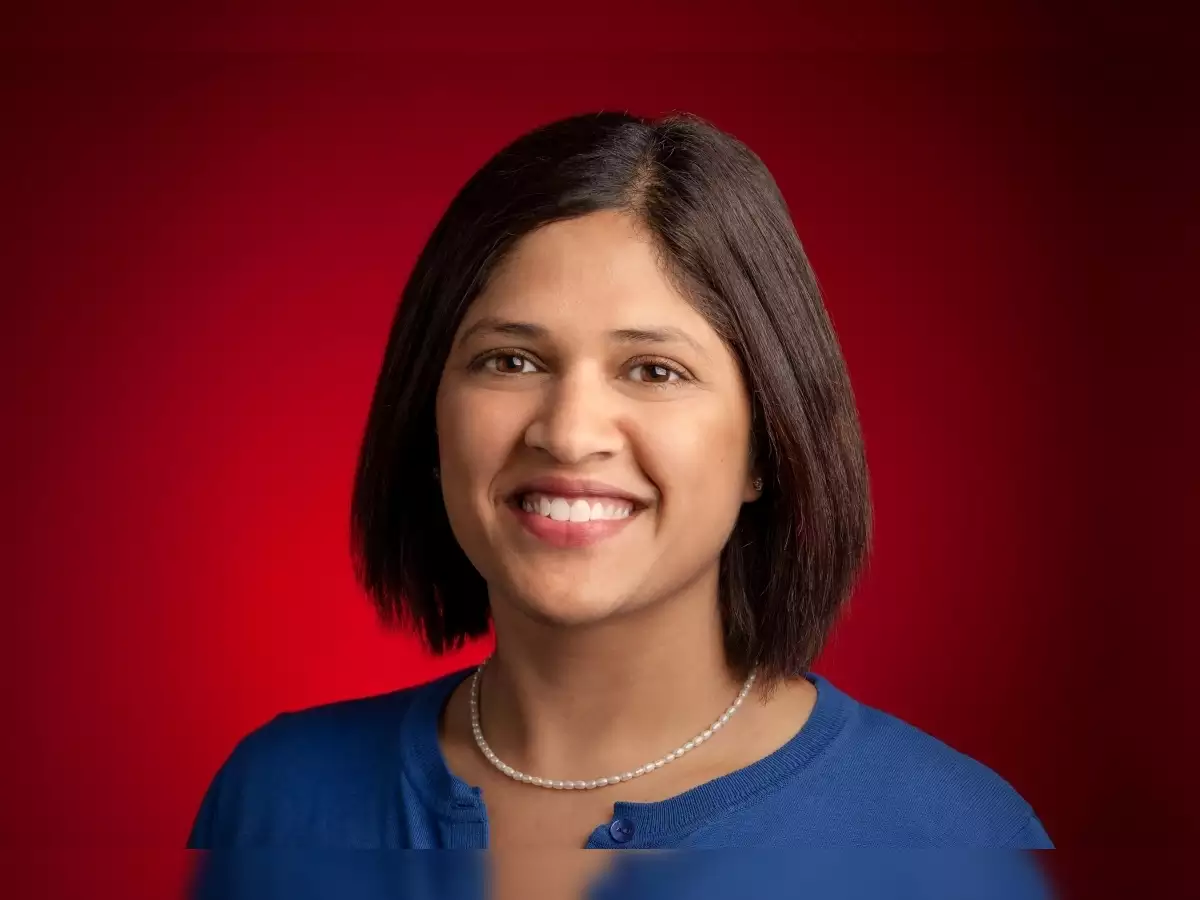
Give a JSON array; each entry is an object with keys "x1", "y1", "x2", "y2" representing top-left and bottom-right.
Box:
[{"x1": 509, "y1": 581, "x2": 635, "y2": 628}]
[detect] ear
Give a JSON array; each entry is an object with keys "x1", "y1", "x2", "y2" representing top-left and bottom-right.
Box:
[
  {"x1": 744, "y1": 412, "x2": 765, "y2": 502},
  {"x1": 743, "y1": 469, "x2": 764, "y2": 503}
]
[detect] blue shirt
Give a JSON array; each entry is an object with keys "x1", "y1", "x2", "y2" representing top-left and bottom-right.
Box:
[{"x1": 186, "y1": 666, "x2": 1052, "y2": 850}]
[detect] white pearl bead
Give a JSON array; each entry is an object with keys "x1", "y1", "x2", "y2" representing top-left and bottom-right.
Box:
[
  {"x1": 666, "y1": 752, "x2": 676, "y2": 762},
  {"x1": 684, "y1": 741, "x2": 695, "y2": 751},
  {"x1": 702, "y1": 729, "x2": 713, "y2": 739},
  {"x1": 596, "y1": 777, "x2": 608, "y2": 787},
  {"x1": 622, "y1": 772, "x2": 634, "y2": 781},
  {"x1": 532, "y1": 777, "x2": 543, "y2": 786},
  {"x1": 634, "y1": 767, "x2": 646, "y2": 776}
]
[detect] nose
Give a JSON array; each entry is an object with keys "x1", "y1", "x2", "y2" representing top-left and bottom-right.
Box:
[{"x1": 523, "y1": 366, "x2": 623, "y2": 464}]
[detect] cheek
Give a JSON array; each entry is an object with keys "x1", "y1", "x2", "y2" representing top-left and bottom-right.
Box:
[
  {"x1": 434, "y1": 387, "x2": 513, "y2": 575},
  {"x1": 637, "y1": 401, "x2": 751, "y2": 516},
  {"x1": 436, "y1": 385, "x2": 530, "y2": 506}
]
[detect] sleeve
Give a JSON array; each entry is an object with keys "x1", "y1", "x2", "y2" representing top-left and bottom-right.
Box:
[
  {"x1": 185, "y1": 714, "x2": 288, "y2": 849},
  {"x1": 186, "y1": 753, "x2": 232, "y2": 849},
  {"x1": 1006, "y1": 812, "x2": 1055, "y2": 849}
]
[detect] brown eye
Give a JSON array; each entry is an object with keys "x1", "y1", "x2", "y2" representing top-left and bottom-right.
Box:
[
  {"x1": 485, "y1": 353, "x2": 536, "y2": 375},
  {"x1": 629, "y1": 362, "x2": 680, "y2": 384}
]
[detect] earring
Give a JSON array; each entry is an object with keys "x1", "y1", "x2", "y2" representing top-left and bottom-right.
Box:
[{"x1": 752, "y1": 477, "x2": 763, "y2": 492}]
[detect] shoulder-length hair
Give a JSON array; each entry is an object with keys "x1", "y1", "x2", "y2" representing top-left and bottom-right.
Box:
[{"x1": 350, "y1": 111, "x2": 871, "y2": 683}]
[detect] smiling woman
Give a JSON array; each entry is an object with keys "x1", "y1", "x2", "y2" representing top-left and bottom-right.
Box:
[{"x1": 185, "y1": 111, "x2": 1053, "y2": 852}]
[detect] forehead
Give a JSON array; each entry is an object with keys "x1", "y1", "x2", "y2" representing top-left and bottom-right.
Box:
[{"x1": 466, "y1": 210, "x2": 704, "y2": 331}]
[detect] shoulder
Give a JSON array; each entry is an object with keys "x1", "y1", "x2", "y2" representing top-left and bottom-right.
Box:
[
  {"x1": 186, "y1": 668, "x2": 468, "y2": 848},
  {"x1": 698, "y1": 674, "x2": 1053, "y2": 848},
  {"x1": 807, "y1": 675, "x2": 1053, "y2": 847}
]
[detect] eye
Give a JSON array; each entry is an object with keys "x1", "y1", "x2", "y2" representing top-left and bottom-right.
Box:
[
  {"x1": 481, "y1": 352, "x2": 539, "y2": 375},
  {"x1": 628, "y1": 361, "x2": 685, "y2": 385}
]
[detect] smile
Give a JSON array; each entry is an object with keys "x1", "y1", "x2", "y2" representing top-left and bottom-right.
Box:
[
  {"x1": 519, "y1": 492, "x2": 633, "y2": 522},
  {"x1": 508, "y1": 492, "x2": 642, "y2": 548}
]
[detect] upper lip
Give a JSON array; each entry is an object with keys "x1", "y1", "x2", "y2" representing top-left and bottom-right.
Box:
[{"x1": 507, "y1": 475, "x2": 652, "y2": 507}]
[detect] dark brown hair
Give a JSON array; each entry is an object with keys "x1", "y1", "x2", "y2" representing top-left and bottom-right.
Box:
[{"x1": 350, "y1": 111, "x2": 871, "y2": 683}]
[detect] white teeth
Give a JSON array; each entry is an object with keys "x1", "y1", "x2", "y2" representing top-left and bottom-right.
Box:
[
  {"x1": 569, "y1": 499, "x2": 590, "y2": 522},
  {"x1": 519, "y1": 493, "x2": 635, "y2": 523},
  {"x1": 549, "y1": 498, "x2": 571, "y2": 521}
]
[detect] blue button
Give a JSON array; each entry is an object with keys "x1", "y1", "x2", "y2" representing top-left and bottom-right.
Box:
[{"x1": 609, "y1": 817, "x2": 635, "y2": 843}]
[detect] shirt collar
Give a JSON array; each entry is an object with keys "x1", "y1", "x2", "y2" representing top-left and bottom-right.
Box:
[{"x1": 398, "y1": 664, "x2": 853, "y2": 842}]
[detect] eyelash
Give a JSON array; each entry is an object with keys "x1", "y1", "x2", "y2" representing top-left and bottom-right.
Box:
[{"x1": 470, "y1": 350, "x2": 694, "y2": 386}]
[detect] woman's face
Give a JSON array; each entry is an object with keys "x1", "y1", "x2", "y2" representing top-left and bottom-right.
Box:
[{"x1": 435, "y1": 210, "x2": 759, "y2": 627}]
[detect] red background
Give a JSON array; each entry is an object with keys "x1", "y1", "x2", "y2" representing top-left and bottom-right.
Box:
[{"x1": 2, "y1": 4, "x2": 1196, "y2": 893}]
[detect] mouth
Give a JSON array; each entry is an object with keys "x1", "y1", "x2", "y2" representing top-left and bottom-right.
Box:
[
  {"x1": 516, "y1": 492, "x2": 635, "y2": 523},
  {"x1": 504, "y1": 478, "x2": 650, "y2": 548}
]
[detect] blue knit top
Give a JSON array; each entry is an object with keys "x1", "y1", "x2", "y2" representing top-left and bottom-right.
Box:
[{"x1": 187, "y1": 666, "x2": 1052, "y2": 850}]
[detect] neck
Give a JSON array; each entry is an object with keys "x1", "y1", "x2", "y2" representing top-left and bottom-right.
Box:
[{"x1": 477, "y1": 567, "x2": 751, "y2": 780}]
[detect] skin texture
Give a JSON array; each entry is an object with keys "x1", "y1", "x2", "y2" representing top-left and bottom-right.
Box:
[{"x1": 433, "y1": 209, "x2": 816, "y2": 853}]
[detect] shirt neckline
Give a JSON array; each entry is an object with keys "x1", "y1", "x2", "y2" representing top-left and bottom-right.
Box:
[{"x1": 398, "y1": 664, "x2": 854, "y2": 844}]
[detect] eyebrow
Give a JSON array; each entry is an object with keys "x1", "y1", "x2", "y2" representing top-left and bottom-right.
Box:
[
  {"x1": 457, "y1": 318, "x2": 708, "y2": 357},
  {"x1": 610, "y1": 326, "x2": 708, "y2": 357},
  {"x1": 456, "y1": 318, "x2": 548, "y2": 346}
]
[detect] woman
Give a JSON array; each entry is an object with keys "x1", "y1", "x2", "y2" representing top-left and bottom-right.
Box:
[{"x1": 187, "y1": 111, "x2": 1053, "y2": 850}]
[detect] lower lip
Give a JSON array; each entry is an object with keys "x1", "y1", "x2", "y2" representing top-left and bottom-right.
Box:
[{"x1": 508, "y1": 501, "x2": 639, "y2": 548}]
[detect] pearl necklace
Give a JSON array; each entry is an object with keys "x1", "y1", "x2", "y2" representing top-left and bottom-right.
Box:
[{"x1": 469, "y1": 657, "x2": 758, "y2": 790}]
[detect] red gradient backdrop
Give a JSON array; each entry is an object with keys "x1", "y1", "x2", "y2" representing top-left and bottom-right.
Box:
[{"x1": 2, "y1": 10, "x2": 1197, "y2": 890}]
